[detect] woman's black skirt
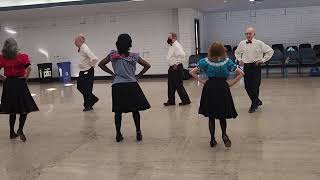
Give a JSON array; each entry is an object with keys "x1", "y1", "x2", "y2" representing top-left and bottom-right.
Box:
[
  {"x1": 0, "y1": 77, "x2": 39, "y2": 114},
  {"x1": 199, "y1": 77, "x2": 238, "y2": 119},
  {"x1": 112, "y1": 82, "x2": 151, "y2": 113}
]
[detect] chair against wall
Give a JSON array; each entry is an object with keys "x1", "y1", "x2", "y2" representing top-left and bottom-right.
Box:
[
  {"x1": 231, "y1": 46, "x2": 238, "y2": 64},
  {"x1": 224, "y1": 45, "x2": 232, "y2": 52},
  {"x1": 286, "y1": 46, "x2": 299, "y2": 51},
  {"x1": 227, "y1": 51, "x2": 236, "y2": 63},
  {"x1": 285, "y1": 46, "x2": 302, "y2": 75},
  {"x1": 266, "y1": 49, "x2": 285, "y2": 77},
  {"x1": 299, "y1": 48, "x2": 318, "y2": 74},
  {"x1": 299, "y1": 43, "x2": 312, "y2": 49},
  {"x1": 199, "y1": 53, "x2": 208, "y2": 59},
  {"x1": 313, "y1": 45, "x2": 320, "y2": 58},
  {"x1": 232, "y1": 46, "x2": 238, "y2": 52},
  {"x1": 272, "y1": 44, "x2": 285, "y2": 52},
  {"x1": 188, "y1": 55, "x2": 200, "y2": 68}
]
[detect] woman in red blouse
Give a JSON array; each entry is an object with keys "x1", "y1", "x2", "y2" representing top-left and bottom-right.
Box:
[{"x1": 0, "y1": 38, "x2": 39, "y2": 142}]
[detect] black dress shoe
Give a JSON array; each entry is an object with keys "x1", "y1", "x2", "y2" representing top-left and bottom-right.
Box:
[
  {"x1": 210, "y1": 139, "x2": 217, "y2": 147},
  {"x1": 17, "y1": 131, "x2": 26, "y2": 142},
  {"x1": 248, "y1": 106, "x2": 256, "y2": 113},
  {"x1": 10, "y1": 132, "x2": 18, "y2": 139},
  {"x1": 136, "y1": 131, "x2": 143, "y2": 141},
  {"x1": 179, "y1": 102, "x2": 191, "y2": 106},
  {"x1": 258, "y1": 100, "x2": 263, "y2": 106},
  {"x1": 163, "y1": 102, "x2": 175, "y2": 106},
  {"x1": 83, "y1": 107, "x2": 93, "y2": 112},
  {"x1": 91, "y1": 97, "x2": 99, "y2": 107},
  {"x1": 116, "y1": 133, "x2": 124, "y2": 142}
]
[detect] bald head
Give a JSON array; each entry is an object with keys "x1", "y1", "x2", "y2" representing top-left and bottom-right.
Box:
[
  {"x1": 74, "y1": 34, "x2": 85, "y2": 48},
  {"x1": 245, "y1": 27, "x2": 256, "y2": 41}
]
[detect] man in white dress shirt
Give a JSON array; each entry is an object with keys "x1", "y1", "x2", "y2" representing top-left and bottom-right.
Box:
[
  {"x1": 164, "y1": 32, "x2": 191, "y2": 106},
  {"x1": 235, "y1": 27, "x2": 274, "y2": 113},
  {"x1": 74, "y1": 34, "x2": 99, "y2": 112}
]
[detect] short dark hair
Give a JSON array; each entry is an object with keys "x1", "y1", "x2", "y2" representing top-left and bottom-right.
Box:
[
  {"x1": 208, "y1": 42, "x2": 227, "y2": 59},
  {"x1": 2, "y1": 38, "x2": 18, "y2": 60},
  {"x1": 116, "y1": 34, "x2": 132, "y2": 56}
]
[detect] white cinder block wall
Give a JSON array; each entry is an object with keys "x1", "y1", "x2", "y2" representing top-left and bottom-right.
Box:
[
  {"x1": 178, "y1": 8, "x2": 207, "y2": 62},
  {"x1": 3, "y1": 5, "x2": 320, "y2": 79},
  {"x1": 0, "y1": 8, "x2": 206, "y2": 79},
  {"x1": 0, "y1": 9, "x2": 180, "y2": 78},
  {"x1": 206, "y1": 6, "x2": 320, "y2": 48}
]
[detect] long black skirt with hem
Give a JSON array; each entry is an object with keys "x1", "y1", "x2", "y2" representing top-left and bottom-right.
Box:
[
  {"x1": 112, "y1": 82, "x2": 150, "y2": 113},
  {"x1": 199, "y1": 77, "x2": 238, "y2": 119},
  {"x1": 0, "y1": 77, "x2": 39, "y2": 114}
]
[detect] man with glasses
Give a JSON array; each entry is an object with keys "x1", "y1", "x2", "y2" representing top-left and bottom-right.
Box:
[{"x1": 235, "y1": 27, "x2": 274, "y2": 113}]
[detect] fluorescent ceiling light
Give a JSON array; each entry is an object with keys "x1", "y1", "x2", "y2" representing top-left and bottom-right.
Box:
[
  {"x1": 0, "y1": 0, "x2": 84, "y2": 8},
  {"x1": 4, "y1": 27, "x2": 17, "y2": 34}
]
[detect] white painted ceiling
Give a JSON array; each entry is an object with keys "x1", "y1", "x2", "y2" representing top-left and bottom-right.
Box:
[{"x1": 1, "y1": 0, "x2": 320, "y2": 21}]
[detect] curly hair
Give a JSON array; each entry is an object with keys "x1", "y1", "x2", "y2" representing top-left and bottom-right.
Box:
[{"x1": 116, "y1": 34, "x2": 132, "y2": 56}]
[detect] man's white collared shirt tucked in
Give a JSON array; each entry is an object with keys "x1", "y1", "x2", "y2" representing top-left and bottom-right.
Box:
[
  {"x1": 167, "y1": 41, "x2": 186, "y2": 66},
  {"x1": 235, "y1": 39, "x2": 274, "y2": 64},
  {"x1": 78, "y1": 43, "x2": 98, "y2": 71}
]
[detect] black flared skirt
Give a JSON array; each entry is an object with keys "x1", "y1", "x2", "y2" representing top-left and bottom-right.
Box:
[
  {"x1": 0, "y1": 77, "x2": 39, "y2": 114},
  {"x1": 112, "y1": 82, "x2": 151, "y2": 113},
  {"x1": 199, "y1": 77, "x2": 238, "y2": 119}
]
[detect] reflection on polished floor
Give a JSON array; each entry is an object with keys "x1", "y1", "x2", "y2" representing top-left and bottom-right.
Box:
[{"x1": 0, "y1": 77, "x2": 320, "y2": 180}]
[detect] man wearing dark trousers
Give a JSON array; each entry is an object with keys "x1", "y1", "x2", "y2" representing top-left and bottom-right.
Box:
[
  {"x1": 235, "y1": 27, "x2": 274, "y2": 113},
  {"x1": 74, "y1": 34, "x2": 99, "y2": 111},
  {"x1": 164, "y1": 32, "x2": 191, "y2": 106}
]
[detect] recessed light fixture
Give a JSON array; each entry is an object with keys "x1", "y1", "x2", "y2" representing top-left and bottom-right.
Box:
[
  {"x1": 224, "y1": 0, "x2": 228, "y2": 3},
  {"x1": 250, "y1": 0, "x2": 255, "y2": 2},
  {"x1": 31, "y1": 93, "x2": 37, "y2": 97},
  {"x1": 4, "y1": 27, "x2": 17, "y2": 34}
]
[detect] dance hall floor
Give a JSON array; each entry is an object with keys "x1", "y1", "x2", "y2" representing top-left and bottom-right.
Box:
[{"x1": 0, "y1": 77, "x2": 320, "y2": 180}]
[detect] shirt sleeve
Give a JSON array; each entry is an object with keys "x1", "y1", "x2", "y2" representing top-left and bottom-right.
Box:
[
  {"x1": 84, "y1": 46, "x2": 98, "y2": 60},
  {"x1": 226, "y1": 58, "x2": 237, "y2": 72},
  {"x1": 235, "y1": 42, "x2": 244, "y2": 61},
  {"x1": 197, "y1": 59, "x2": 208, "y2": 71},
  {"x1": 261, "y1": 42, "x2": 274, "y2": 62},
  {"x1": 131, "y1": 53, "x2": 140, "y2": 64},
  {"x1": 20, "y1": 54, "x2": 31, "y2": 68}
]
